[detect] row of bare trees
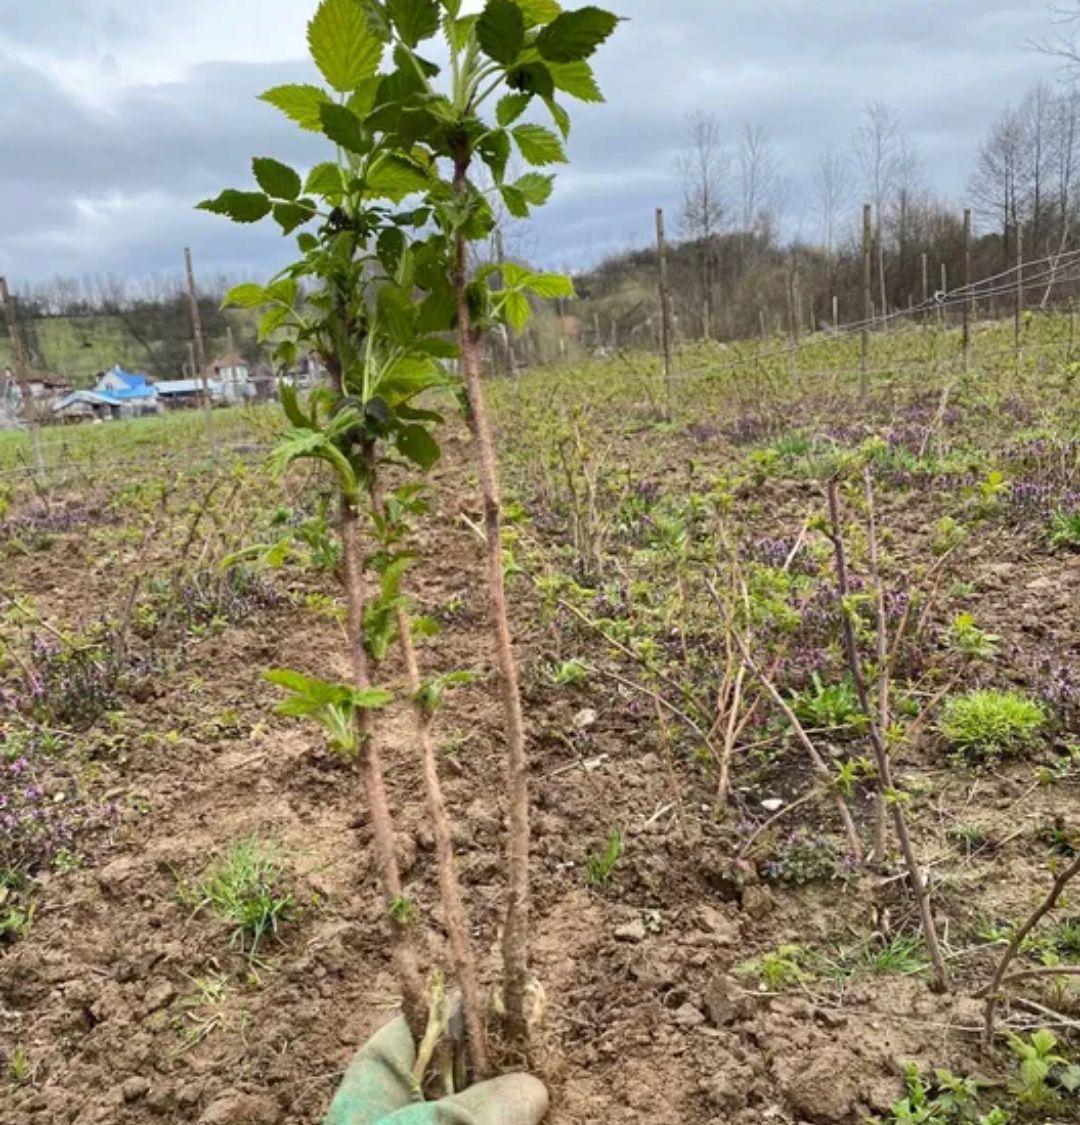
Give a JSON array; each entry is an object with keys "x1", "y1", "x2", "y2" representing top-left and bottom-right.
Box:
[{"x1": 574, "y1": 73, "x2": 1080, "y2": 351}]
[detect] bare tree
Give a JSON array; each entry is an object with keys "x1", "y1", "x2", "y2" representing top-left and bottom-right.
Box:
[
  {"x1": 678, "y1": 110, "x2": 730, "y2": 337},
  {"x1": 853, "y1": 102, "x2": 910, "y2": 314},
  {"x1": 1036, "y1": 3, "x2": 1080, "y2": 65},
  {"x1": 1049, "y1": 85, "x2": 1080, "y2": 249},
  {"x1": 1019, "y1": 82, "x2": 1055, "y2": 255},
  {"x1": 971, "y1": 102, "x2": 1032, "y2": 265},
  {"x1": 738, "y1": 123, "x2": 784, "y2": 239},
  {"x1": 814, "y1": 145, "x2": 854, "y2": 255}
]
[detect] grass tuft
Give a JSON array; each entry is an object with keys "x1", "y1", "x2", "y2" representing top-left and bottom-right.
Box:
[{"x1": 938, "y1": 689, "x2": 1048, "y2": 760}]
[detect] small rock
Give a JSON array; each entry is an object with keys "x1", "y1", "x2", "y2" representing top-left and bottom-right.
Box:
[
  {"x1": 673, "y1": 1002, "x2": 706, "y2": 1028},
  {"x1": 113, "y1": 959, "x2": 137, "y2": 983},
  {"x1": 573, "y1": 707, "x2": 598, "y2": 730},
  {"x1": 146, "y1": 1087, "x2": 177, "y2": 1115},
  {"x1": 143, "y1": 980, "x2": 176, "y2": 1014},
  {"x1": 760, "y1": 798, "x2": 785, "y2": 813},
  {"x1": 97, "y1": 857, "x2": 140, "y2": 893},
  {"x1": 614, "y1": 918, "x2": 646, "y2": 943},
  {"x1": 176, "y1": 1083, "x2": 204, "y2": 1108},
  {"x1": 702, "y1": 977, "x2": 739, "y2": 1027},
  {"x1": 122, "y1": 1077, "x2": 150, "y2": 1103},
  {"x1": 777, "y1": 1054, "x2": 858, "y2": 1123},
  {"x1": 696, "y1": 905, "x2": 739, "y2": 946},
  {"x1": 198, "y1": 1092, "x2": 280, "y2": 1125},
  {"x1": 741, "y1": 885, "x2": 773, "y2": 919},
  {"x1": 699, "y1": 1065, "x2": 753, "y2": 1111}
]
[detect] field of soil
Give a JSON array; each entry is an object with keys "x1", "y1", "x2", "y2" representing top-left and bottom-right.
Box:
[{"x1": 2, "y1": 326, "x2": 1079, "y2": 1124}]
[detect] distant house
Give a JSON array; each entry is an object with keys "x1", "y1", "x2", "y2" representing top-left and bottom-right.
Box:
[
  {"x1": 53, "y1": 366, "x2": 160, "y2": 422},
  {"x1": 208, "y1": 353, "x2": 253, "y2": 402},
  {"x1": 155, "y1": 361, "x2": 253, "y2": 412},
  {"x1": 249, "y1": 364, "x2": 279, "y2": 404},
  {"x1": 153, "y1": 378, "x2": 209, "y2": 408},
  {"x1": 2, "y1": 367, "x2": 71, "y2": 411}
]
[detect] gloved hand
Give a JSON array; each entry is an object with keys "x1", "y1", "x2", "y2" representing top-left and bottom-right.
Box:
[{"x1": 324, "y1": 1017, "x2": 549, "y2": 1125}]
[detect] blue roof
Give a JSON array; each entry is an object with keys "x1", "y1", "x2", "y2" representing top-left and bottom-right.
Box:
[
  {"x1": 109, "y1": 384, "x2": 157, "y2": 400},
  {"x1": 111, "y1": 367, "x2": 149, "y2": 389}
]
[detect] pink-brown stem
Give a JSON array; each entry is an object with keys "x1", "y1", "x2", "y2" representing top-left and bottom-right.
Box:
[{"x1": 452, "y1": 147, "x2": 531, "y2": 1046}]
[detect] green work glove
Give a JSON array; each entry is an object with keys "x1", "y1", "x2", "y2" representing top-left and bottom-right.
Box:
[{"x1": 324, "y1": 1017, "x2": 548, "y2": 1125}]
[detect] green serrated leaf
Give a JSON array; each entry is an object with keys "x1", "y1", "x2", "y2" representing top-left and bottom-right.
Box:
[
  {"x1": 513, "y1": 171, "x2": 555, "y2": 205},
  {"x1": 525, "y1": 271, "x2": 574, "y2": 298},
  {"x1": 197, "y1": 190, "x2": 272, "y2": 224},
  {"x1": 376, "y1": 355, "x2": 450, "y2": 403},
  {"x1": 416, "y1": 285, "x2": 457, "y2": 334},
  {"x1": 506, "y1": 61, "x2": 554, "y2": 99},
  {"x1": 499, "y1": 184, "x2": 530, "y2": 219},
  {"x1": 273, "y1": 201, "x2": 314, "y2": 235},
  {"x1": 253, "y1": 157, "x2": 302, "y2": 200},
  {"x1": 445, "y1": 13, "x2": 479, "y2": 53},
  {"x1": 387, "y1": 0, "x2": 440, "y2": 46},
  {"x1": 544, "y1": 95, "x2": 571, "y2": 137},
  {"x1": 259, "y1": 84, "x2": 332, "y2": 131},
  {"x1": 397, "y1": 424, "x2": 441, "y2": 471},
  {"x1": 477, "y1": 129, "x2": 512, "y2": 182},
  {"x1": 503, "y1": 289, "x2": 532, "y2": 332},
  {"x1": 350, "y1": 687, "x2": 394, "y2": 709},
  {"x1": 377, "y1": 285, "x2": 417, "y2": 345},
  {"x1": 223, "y1": 283, "x2": 268, "y2": 310},
  {"x1": 536, "y1": 6, "x2": 618, "y2": 62},
  {"x1": 368, "y1": 153, "x2": 432, "y2": 200},
  {"x1": 259, "y1": 305, "x2": 292, "y2": 342},
  {"x1": 377, "y1": 226, "x2": 407, "y2": 277},
  {"x1": 496, "y1": 92, "x2": 532, "y2": 126},
  {"x1": 305, "y1": 161, "x2": 345, "y2": 199},
  {"x1": 319, "y1": 102, "x2": 369, "y2": 153},
  {"x1": 308, "y1": 0, "x2": 384, "y2": 92},
  {"x1": 548, "y1": 59, "x2": 604, "y2": 101},
  {"x1": 477, "y1": 0, "x2": 526, "y2": 65},
  {"x1": 347, "y1": 75, "x2": 384, "y2": 118},
  {"x1": 512, "y1": 123, "x2": 566, "y2": 165},
  {"x1": 511, "y1": 0, "x2": 562, "y2": 27}
]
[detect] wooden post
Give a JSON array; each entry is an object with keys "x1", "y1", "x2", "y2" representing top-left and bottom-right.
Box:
[
  {"x1": 921, "y1": 251, "x2": 929, "y2": 326},
  {"x1": 787, "y1": 251, "x2": 801, "y2": 343},
  {"x1": 225, "y1": 325, "x2": 241, "y2": 403},
  {"x1": 939, "y1": 263, "x2": 947, "y2": 327},
  {"x1": 0, "y1": 276, "x2": 44, "y2": 479},
  {"x1": 876, "y1": 203, "x2": 887, "y2": 323},
  {"x1": 184, "y1": 247, "x2": 215, "y2": 445},
  {"x1": 655, "y1": 208, "x2": 674, "y2": 419},
  {"x1": 832, "y1": 294, "x2": 839, "y2": 332},
  {"x1": 1015, "y1": 226, "x2": 1024, "y2": 370},
  {"x1": 962, "y1": 208, "x2": 972, "y2": 371},
  {"x1": 759, "y1": 308, "x2": 767, "y2": 341},
  {"x1": 861, "y1": 203, "x2": 872, "y2": 398}
]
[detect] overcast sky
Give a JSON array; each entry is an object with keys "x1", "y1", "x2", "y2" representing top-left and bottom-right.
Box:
[{"x1": 0, "y1": 0, "x2": 1067, "y2": 289}]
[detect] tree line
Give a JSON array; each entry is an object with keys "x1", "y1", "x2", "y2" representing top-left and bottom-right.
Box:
[{"x1": 574, "y1": 74, "x2": 1080, "y2": 350}]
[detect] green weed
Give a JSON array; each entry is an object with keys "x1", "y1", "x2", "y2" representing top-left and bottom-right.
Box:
[
  {"x1": 736, "y1": 944, "x2": 814, "y2": 991},
  {"x1": 867, "y1": 1063, "x2": 1006, "y2": 1125},
  {"x1": 1049, "y1": 508, "x2": 1080, "y2": 549},
  {"x1": 585, "y1": 828, "x2": 623, "y2": 888},
  {"x1": 185, "y1": 836, "x2": 295, "y2": 957},
  {"x1": 791, "y1": 673, "x2": 868, "y2": 734},
  {"x1": 938, "y1": 690, "x2": 1048, "y2": 760}
]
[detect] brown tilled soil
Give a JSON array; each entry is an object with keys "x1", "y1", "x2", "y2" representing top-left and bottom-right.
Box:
[{"x1": 3, "y1": 425, "x2": 1079, "y2": 1125}]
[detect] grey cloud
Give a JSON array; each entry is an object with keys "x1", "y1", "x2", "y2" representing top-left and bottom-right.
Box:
[{"x1": 0, "y1": 0, "x2": 1064, "y2": 282}]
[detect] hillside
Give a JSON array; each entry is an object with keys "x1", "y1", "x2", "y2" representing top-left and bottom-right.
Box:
[{"x1": 0, "y1": 305, "x2": 263, "y2": 387}]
